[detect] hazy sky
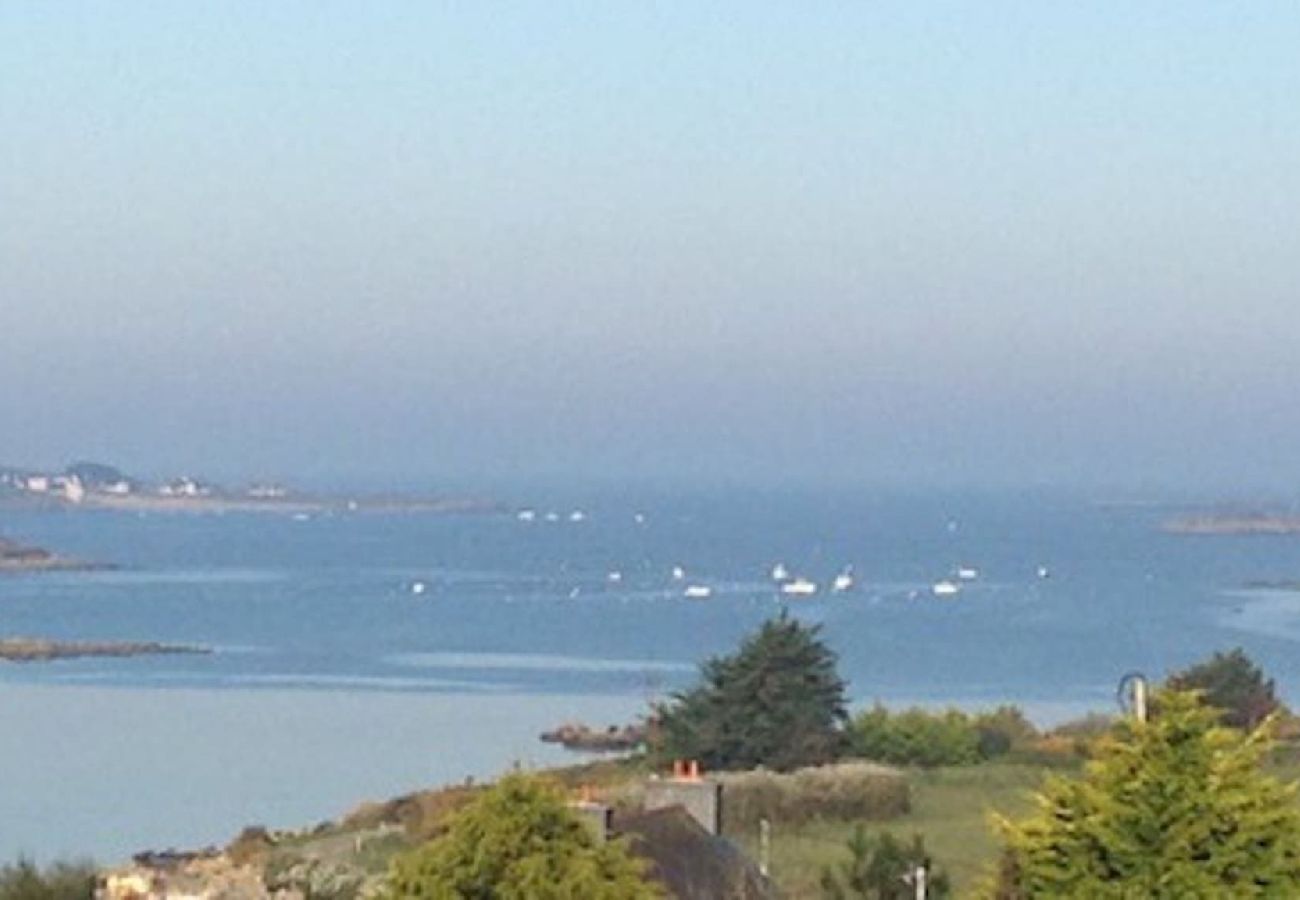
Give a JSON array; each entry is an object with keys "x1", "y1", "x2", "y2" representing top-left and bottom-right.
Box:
[{"x1": 3, "y1": 4, "x2": 1298, "y2": 492}]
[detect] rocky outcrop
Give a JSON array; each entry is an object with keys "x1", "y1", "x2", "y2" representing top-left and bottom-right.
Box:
[
  {"x1": 540, "y1": 721, "x2": 647, "y2": 752},
  {"x1": 0, "y1": 537, "x2": 103, "y2": 571}
]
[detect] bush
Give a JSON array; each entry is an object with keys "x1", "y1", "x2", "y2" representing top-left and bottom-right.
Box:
[
  {"x1": 852, "y1": 706, "x2": 981, "y2": 766},
  {"x1": 717, "y1": 762, "x2": 910, "y2": 835},
  {"x1": 821, "y1": 827, "x2": 951, "y2": 899},
  {"x1": 654, "y1": 612, "x2": 849, "y2": 771},
  {"x1": 381, "y1": 773, "x2": 661, "y2": 899},
  {"x1": 0, "y1": 859, "x2": 95, "y2": 900},
  {"x1": 973, "y1": 707, "x2": 1037, "y2": 759}
]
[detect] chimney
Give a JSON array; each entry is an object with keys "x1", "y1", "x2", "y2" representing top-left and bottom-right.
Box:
[
  {"x1": 644, "y1": 760, "x2": 723, "y2": 835},
  {"x1": 569, "y1": 786, "x2": 613, "y2": 843}
]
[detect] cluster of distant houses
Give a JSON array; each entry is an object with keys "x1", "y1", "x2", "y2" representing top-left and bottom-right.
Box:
[{"x1": 0, "y1": 465, "x2": 289, "y2": 504}]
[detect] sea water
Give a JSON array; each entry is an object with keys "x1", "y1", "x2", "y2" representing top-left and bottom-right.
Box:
[{"x1": 3, "y1": 488, "x2": 1300, "y2": 861}]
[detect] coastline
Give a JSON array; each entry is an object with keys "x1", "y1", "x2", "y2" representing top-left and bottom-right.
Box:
[
  {"x1": 1162, "y1": 514, "x2": 1300, "y2": 536},
  {"x1": 0, "y1": 492, "x2": 503, "y2": 516},
  {"x1": 0, "y1": 638, "x2": 209, "y2": 663}
]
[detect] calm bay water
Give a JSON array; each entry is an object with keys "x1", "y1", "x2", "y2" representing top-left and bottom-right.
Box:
[{"x1": 3, "y1": 489, "x2": 1300, "y2": 861}]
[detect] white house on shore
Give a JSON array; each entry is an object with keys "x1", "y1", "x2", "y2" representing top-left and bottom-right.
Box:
[{"x1": 159, "y1": 477, "x2": 212, "y2": 498}]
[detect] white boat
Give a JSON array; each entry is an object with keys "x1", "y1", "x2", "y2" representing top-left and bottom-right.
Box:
[
  {"x1": 831, "y1": 569, "x2": 854, "y2": 593},
  {"x1": 607, "y1": 571, "x2": 623, "y2": 583},
  {"x1": 544, "y1": 512, "x2": 560, "y2": 522},
  {"x1": 1037, "y1": 565, "x2": 1051, "y2": 580},
  {"x1": 781, "y1": 578, "x2": 818, "y2": 597},
  {"x1": 932, "y1": 580, "x2": 961, "y2": 597},
  {"x1": 683, "y1": 585, "x2": 712, "y2": 599},
  {"x1": 569, "y1": 510, "x2": 587, "y2": 523},
  {"x1": 516, "y1": 509, "x2": 537, "y2": 522},
  {"x1": 771, "y1": 563, "x2": 790, "y2": 582},
  {"x1": 410, "y1": 581, "x2": 427, "y2": 596},
  {"x1": 633, "y1": 512, "x2": 646, "y2": 524},
  {"x1": 671, "y1": 566, "x2": 686, "y2": 581},
  {"x1": 956, "y1": 566, "x2": 979, "y2": 581}
]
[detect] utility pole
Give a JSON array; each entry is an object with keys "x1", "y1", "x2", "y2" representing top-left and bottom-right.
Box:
[{"x1": 758, "y1": 818, "x2": 771, "y2": 878}]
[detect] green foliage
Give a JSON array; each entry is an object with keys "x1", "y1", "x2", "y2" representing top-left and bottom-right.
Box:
[
  {"x1": 820, "y1": 827, "x2": 951, "y2": 899},
  {"x1": 973, "y1": 707, "x2": 1037, "y2": 760},
  {"x1": 850, "y1": 705, "x2": 1037, "y2": 767},
  {"x1": 1168, "y1": 646, "x2": 1280, "y2": 730},
  {"x1": 989, "y1": 689, "x2": 1300, "y2": 898},
  {"x1": 654, "y1": 612, "x2": 849, "y2": 771},
  {"x1": 0, "y1": 858, "x2": 95, "y2": 900},
  {"x1": 381, "y1": 773, "x2": 661, "y2": 900},
  {"x1": 852, "y1": 707, "x2": 981, "y2": 767}
]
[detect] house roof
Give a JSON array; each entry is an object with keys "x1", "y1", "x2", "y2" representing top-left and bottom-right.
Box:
[{"x1": 615, "y1": 806, "x2": 779, "y2": 900}]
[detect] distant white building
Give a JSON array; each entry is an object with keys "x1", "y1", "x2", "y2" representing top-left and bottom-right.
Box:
[
  {"x1": 102, "y1": 480, "x2": 132, "y2": 496},
  {"x1": 24, "y1": 475, "x2": 50, "y2": 493},
  {"x1": 247, "y1": 484, "x2": 288, "y2": 499},
  {"x1": 159, "y1": 477, "x2": 211, "y2": 498},
  {"x1": 61, "y1": 476, "x2": 86, "y2": 504}
]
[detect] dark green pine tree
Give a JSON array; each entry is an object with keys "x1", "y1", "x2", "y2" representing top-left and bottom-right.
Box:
[
  {"x1": 653, "y1": 611, "x2": 849, "y2": 771},
  {"x1": 1167, "y1": 647, "x2": 1281, "y2": 730}
]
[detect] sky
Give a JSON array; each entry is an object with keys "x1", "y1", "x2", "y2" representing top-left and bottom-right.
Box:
[{"x1": 2, "y1": 3, "x2": 1299, "y2": 493}]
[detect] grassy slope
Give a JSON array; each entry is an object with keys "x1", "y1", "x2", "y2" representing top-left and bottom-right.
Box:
[{"x1": 735, "y1": 762, "x2": 1059, "y2": 899}]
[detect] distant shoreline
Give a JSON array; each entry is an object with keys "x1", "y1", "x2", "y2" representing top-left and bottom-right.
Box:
[
  {"x1": 0, "y1": 638, "x2": 210, "y2": 663},
  {"x1": 0, "y1": 493, "x2": 504, "y2": 516},
  {"x1": 1162, "y1": 513, "x2": 1300, "y2": 536}
]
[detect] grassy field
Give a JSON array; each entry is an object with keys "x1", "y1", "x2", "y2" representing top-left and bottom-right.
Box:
[{"x1": 734, "y1": 762, "x2": 1064, "y2": 898}]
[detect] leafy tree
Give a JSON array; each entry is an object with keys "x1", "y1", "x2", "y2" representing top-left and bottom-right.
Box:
[
  {"x1": 821, "y1": 827, "x2": 950, "y2": 899},
  {"x1": 988, "y1": 689, "x2": 1300, "y2": 898},
  {"x1": 654, "y1": 612, "x2": 849, "y2": 771},
  {"x1": 381, "y1": 773, "x2": 660, "y2": 900},
  {"x1": 1168, "y1": 647, "x2": 1280, "y2": 730}
]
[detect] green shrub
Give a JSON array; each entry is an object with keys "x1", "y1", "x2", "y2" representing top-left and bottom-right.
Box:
[
  {"x1": 821, "y1": 827, "x2": 951, "y2": 899},
  {"x1": 0, "y1": 859, "x2": 95, "y2": 900},
  {"x1": 973, "y1": 707, "x2": 1037, "y2": 759},
  {"x1": 850, "y1": 705, "x2": 1041, "y2": 768},
  {"x1": 851, "y1": 707, "x2": 981, "y2": 767},
  {"x1": 381, "y1": 772, "x2": 661, "y2": 899}
]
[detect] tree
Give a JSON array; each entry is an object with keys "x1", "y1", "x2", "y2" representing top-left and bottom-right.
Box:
[
  {"x1": 1168, "y1": 647, "x2": 1280, "y2": 730},
  {"x1": 381, "y1": 773, "x2": 660, "y2": 900},
  {"x1": 821, "y1": 827, "x2": 950, "y2": 899},
  {"x1": 988, "y1": 689, "x2": 1300, "y2": 898},
  {"x1": 654, "y1": 612, "x2": 849, "y2": 771}
]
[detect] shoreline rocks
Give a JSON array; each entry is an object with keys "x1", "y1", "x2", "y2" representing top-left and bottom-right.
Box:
[{"x1": 540, "y1": 721, "x2": 647, "y2": 752}]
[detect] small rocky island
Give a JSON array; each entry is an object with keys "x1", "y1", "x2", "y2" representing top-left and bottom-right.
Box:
[
  {"x1": 0, "y1": 537, "x2": 103, "y2": 572},
  {"x1": 539, "y1": 720, "x2": 647, "y2": 752},
  {"x1": 0, "y1": 638, "x2": 210, "y2": 663}
]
